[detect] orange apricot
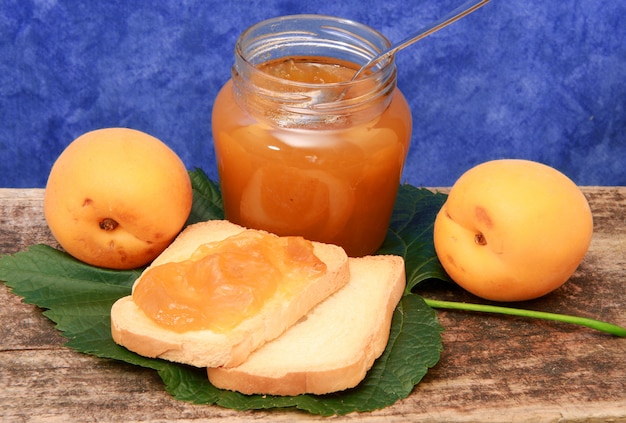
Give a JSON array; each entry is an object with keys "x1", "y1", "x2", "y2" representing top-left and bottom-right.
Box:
[
  {"x1": 44, "y1": 128, "x2": 192, "y2": 269},
  {"x1": 433, "y1": 159, "x2": 593, "y2": 302}
]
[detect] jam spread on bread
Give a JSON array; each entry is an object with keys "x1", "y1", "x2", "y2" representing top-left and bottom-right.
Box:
[{"x1": 133, "y1": 230, "x2": 326, "y2": 333}]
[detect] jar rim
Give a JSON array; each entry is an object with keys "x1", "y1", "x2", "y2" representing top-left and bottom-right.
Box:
[
  {"x1": 234, "y1": 14, "x2": 395, "y2": 90},
  {"x1": 231, "y1": 14, "x2": 398, "y2": 128}
]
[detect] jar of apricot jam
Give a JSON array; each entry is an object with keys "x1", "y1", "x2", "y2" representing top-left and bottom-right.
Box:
[{"x1": 212, "y1": 15, "x2": 412, "y2": 256}]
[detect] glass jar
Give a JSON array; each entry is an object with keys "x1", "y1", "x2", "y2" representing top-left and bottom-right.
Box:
[{"x1": 212, "y1": 14, "x2": 412, "y2": 257}]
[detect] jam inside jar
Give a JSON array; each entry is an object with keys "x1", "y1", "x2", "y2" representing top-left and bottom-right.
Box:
[{"x1": 212, "y1": 15, "x2": 412, "y2": 257}]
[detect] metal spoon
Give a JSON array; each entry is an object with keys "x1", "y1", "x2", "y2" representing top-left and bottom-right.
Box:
[
  {"x1": 307, "y1": 0, "x2": 491, "y2": 111},
  {"x1": 352, "y1": 0, "x2": 490, "y2": 80}
]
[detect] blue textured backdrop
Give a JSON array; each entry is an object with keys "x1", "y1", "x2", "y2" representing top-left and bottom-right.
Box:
[{"x1": 1, "y1": 0, "x2": 624, "y2": 188}]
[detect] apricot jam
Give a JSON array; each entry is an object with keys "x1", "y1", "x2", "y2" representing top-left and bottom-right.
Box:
[
  {"x1": 132, "y1": 231, "x2": 326, "y2": 333},
  {"x1": 213, "y1": 15, "x2": 412, "y2": 257}
]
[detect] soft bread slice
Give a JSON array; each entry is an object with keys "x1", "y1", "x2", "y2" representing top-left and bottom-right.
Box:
[
  {"x1": 207, "y1": 255, "x2": 406, "y2": 396},
  {"x1": 110, "y1": 220, "x2": 350, "y2": 368}
]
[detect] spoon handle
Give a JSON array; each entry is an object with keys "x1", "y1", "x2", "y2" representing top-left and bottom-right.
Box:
[{"x1": 352, "y1": 0, "x2": 491, "y2": 80}]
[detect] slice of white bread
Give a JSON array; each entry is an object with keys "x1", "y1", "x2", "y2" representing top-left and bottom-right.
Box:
[
  {"x1": 207, "y1": 254, "x2": 406, "y2": 396},
  {"x1": 110, "y1": 220, "x2": 350, "y2": 368}
]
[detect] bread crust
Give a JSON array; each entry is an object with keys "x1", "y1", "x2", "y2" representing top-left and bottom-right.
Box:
[
  {"x1": 110, "y1": 220, "x2": 350, "y2": 368},
  {"x1": 207, "y1": 255, "x2": 406, "y2": 395}
]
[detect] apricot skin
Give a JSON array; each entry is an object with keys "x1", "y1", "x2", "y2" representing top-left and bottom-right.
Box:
[
  {"x1": 433, "y1": 159, "x2": 593, "y2": 302},
  {"x1": 44, "y1": 128, "x2": 192, "y2": 270}
]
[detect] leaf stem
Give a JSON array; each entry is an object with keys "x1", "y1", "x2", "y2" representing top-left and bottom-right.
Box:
[{"x1": 423, "y1": 299, "x2": 626, "y2": 337}]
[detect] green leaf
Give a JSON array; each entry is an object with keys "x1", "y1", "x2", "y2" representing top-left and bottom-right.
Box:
[
  {"x1": 379, "y1": 184, "x2": 452, "y2": 292},
  {"x1": 0, "y1": 244, "x2": 138, "y2": 308},
  {"x1": 0, "y1": 245, "x2": 149, "y2": 362},
  {"x1": 0, "y1": 174, "x2": 448, "y2": 415},
  {"x1": 186, "y1": 168, "x2": 224, "y2": 224}
]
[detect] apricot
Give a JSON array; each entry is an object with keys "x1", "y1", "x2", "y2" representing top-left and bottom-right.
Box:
[
  {"x1": 433, "y1": 159, "x2": 593, "y2": 302},
  {"x1": 44, "y1": 128, "x2": 192, "y2": 269}
]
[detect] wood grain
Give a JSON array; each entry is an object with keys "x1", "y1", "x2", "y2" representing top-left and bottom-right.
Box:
[{"x1": 1, "y1": 187, "x2": 625, "y2": 423}]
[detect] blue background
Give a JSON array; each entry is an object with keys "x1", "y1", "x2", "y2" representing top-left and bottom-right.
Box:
[{"x1": 1, "y1": 0, "x2": 625, "y2": 188}]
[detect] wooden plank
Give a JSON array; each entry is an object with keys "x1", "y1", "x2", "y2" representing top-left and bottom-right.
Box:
[{"x1": 1, "y1": 187, "x2": 625, "y2": 422}]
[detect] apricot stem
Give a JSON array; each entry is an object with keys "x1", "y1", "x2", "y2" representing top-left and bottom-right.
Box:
[
  {"x1": 474, "y1": 233, "x2": 487, "y2": 245},
  {"x1": 424, "y1": 299, "x2": 626, "y2": 337},
  {"x1": 99, "y1": 218, "x2": 119, "y2": 231}
]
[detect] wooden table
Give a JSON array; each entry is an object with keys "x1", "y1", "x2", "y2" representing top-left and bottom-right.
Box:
[{"x1": 1, "y1": 187, "x2": 625, "y2": 422}]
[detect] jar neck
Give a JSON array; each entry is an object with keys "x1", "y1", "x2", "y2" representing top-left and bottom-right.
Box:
[{"x1": 232, "y1": 14, "x2": 397, "y2": 129}]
